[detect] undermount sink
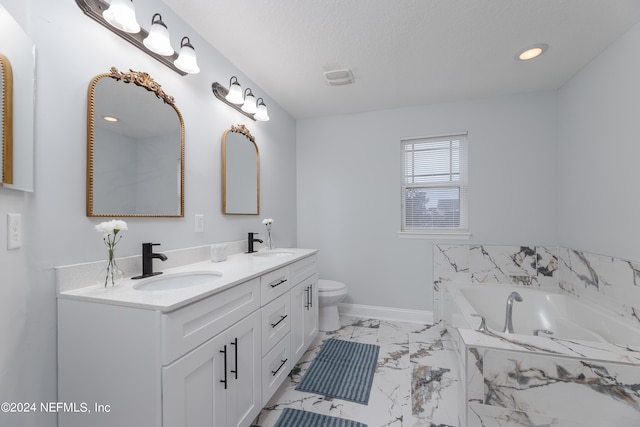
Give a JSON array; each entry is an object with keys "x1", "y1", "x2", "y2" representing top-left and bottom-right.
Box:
[
  {"x1": 252, "y1": 250, "x2": 295, "y2": 258},
  {"x1": 134, "y1": 271, "x2": 223, "y2": 291}
]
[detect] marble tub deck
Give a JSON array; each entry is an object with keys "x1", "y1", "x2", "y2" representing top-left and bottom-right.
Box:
[{"x1": 252, "y1": 317, "x2": 460, "y2": 427}]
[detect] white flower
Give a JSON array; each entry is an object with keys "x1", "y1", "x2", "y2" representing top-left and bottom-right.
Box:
[
  {"x1": 95, "y1": 219, "x2": 128, "y2": 237},
  {"x1": 262, "y1": 218, "x2": 273, "y2": 225}
]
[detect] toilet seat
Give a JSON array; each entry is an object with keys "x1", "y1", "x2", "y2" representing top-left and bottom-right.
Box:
[{"x1": 318, "y1": 279, "x2": 346, "y2": 292}]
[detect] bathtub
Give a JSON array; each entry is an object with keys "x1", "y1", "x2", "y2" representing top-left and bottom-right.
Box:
[
  {"x1": 446, "y1": 282, "x2": 640, "y2": 346},
  {"x1": 440, "y1": 282, "x2": 640, "y2": 427}
]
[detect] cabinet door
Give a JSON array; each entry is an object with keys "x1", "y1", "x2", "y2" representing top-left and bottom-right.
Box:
[
  {"x1": 290, "y1": 282, "x2": 307, "y2": 364},
  {"x1": 304, "y1": 274, "x2": 319, "y2": 344},
  {"x1": 162, "y1": 334, "x2": 227, "y2": 427},
  {"x1": 226, "y1": 311, "x2": 262, "y2": 427}
]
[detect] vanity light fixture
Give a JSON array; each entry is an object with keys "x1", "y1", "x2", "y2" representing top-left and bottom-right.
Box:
[
  {"x1": 102, "y1": 0, "x2": 140, "y2": 33},
  {"x1": 254, "y1": 98, "x2": 270, "y2": 122},
  {"x1": 142, "y1": 13, "x2": 173, "y2": 56},
  {"x1": 225, "y1": 76, "x2": 244, "y2": 105},
  {"x1": 174, "y1": 37, "x2": 200, "y2": 74},
  {"x1": 75, "y1": 0, "x2": 198, "y2": 76},
  {"x1": 516, "y1": 43, "x2": 548, "y2": 61},
  {"x1": 211, "y1": 77, "x2": 270, "y2": 121},
  {"x1": 241, "y1": 88, "x2": 258, "y2": 114}
]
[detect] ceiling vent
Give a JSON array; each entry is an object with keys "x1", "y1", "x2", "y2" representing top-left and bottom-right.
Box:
[{"x1": 323, "y1": 69, "x2": 354, "y2": 86}]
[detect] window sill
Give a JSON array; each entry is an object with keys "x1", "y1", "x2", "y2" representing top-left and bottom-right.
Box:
[{"x1": 397, "y1": 231, "x2": 471, "y2": 240}]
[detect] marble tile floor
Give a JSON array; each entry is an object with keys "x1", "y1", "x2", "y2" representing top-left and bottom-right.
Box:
[{"x1": 252, "y1": 316, "x2": 460, "y2": 427}]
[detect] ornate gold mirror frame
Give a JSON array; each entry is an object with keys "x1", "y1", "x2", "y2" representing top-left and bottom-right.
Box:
[
  {"x1": 1, "y1": 54, "x2": 13, "y2": 185},
  {"x1": 222, "y1": 124, "x2": 260, "y2": 215},
  {"x1": 87, "y1": 67, "x2": 185, "y2": 217}
]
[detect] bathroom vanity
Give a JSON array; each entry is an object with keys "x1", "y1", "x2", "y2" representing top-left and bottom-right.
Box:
[{"x1": 57, "y1": 248, "x2": 318, "y2": 427}]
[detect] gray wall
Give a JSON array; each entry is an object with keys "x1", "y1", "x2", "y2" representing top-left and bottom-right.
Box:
[
  {"x1": 297, "y1": 91, "x2": 559, "y2": 311},
  {"x1": 0, "y1": 0, "x2": 297, "y2": 425},
  {"x1": 557, "y1": 21, "x2": 640, "y2": 260}
]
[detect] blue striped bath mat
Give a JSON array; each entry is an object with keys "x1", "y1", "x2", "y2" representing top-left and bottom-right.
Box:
[
  {"x1": 296, "y1": 338, "x2": 380, "y2": 405},
  {"x1": 274, "y1": 408, "x2": 368, "y2": 427}
]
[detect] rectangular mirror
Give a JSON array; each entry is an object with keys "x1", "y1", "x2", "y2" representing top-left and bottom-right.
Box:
[{"x1": 0, "y1": 4, "x2": 35, "y2": 192}]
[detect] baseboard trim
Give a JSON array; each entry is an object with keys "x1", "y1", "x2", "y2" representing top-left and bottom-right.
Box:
[{"x1": 338, "y1": 303, "x2": 434, "y2": 324}]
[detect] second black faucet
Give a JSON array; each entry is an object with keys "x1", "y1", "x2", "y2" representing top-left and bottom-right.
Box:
[{"x1": 132, "y1": 243, "x2": 168, "y2": 279}]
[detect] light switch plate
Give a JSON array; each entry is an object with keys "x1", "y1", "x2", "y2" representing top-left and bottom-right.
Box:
[
  {"x1": 195, "y1": 214, "x2": 204, "y2": 233},
  {"x1": 7, "y1": 213, "x2": 21, "y2": 250}
]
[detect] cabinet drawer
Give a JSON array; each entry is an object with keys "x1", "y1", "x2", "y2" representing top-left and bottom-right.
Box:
[
  {"x1": 260, "y1": 266, "x2": 290, "y2": 305},
  {"x1": 261, "y1": 334, "x2": 291, "y2": 405},
  {"x1": 290, "y1": 255, "x2": 317, "y2": 285},
  {"x1": 261, "y1": 293, "x2": 290, "y2": 355},
  {"x1": 162, "y1": 279, "x2": 260, "y2": 364}
]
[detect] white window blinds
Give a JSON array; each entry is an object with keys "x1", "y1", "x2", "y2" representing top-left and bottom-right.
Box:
[{"x1": 401, "y1": 133, "x2": 468, "y2": 234}]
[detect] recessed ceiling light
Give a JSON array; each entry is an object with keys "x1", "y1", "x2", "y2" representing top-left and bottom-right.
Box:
[
  {"x1": 516, "y1": 43, "x2": 548, "y2": 61},
  {"x1": 103, "y1": 115, "x2": 119, "y2": 122}
]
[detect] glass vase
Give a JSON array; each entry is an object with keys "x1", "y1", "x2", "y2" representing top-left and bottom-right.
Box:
[
  {"x1": 266, "y1": 231, "x2": 273, "y2": 250},
  {"x1": 97, "y1": 248, "x2": 124, "y2": 287}
]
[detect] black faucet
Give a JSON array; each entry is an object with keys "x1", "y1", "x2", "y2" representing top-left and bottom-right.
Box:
[
  {"x1": 246, "y1": 232, "x2": 263, "y2": 253},
  {"x1": 132, "y1": 243, "x2": 168, "y2": 279}
]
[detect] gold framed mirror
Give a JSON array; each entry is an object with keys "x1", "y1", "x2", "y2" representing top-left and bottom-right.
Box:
[
  {"x1": 0, "y1": 54, "x2": 12, "y2": 185},
  {"x1": 222, "y1": 124, "x2": 260, "y2": 215},
  {"x1": 87, "y1": 67, "x2": 185, "y2": 217}
]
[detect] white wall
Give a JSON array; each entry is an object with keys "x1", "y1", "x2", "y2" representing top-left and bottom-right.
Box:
[
  {"x1": 0, "y1": 0, "x2": 297, "y2": 425},
  {"x1": 558, "y1": 22, "x2": 640, "y2": 260},
  {"x1": 297, "y1": 91, "x2": 558, "y2": 311}
]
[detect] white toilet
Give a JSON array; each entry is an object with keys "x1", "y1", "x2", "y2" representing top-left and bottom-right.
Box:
[{"x1": 317, "y1": 279, "x2": 348, "y2": 332}]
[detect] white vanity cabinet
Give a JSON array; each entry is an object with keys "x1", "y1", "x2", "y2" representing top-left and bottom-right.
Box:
[
  {"x1": 163, "y1": 310, "x2": 261, "y2": 427},
  {"x1": 290, "y1": 257, "x2": 319, "y2": 365},
  {"x1": 57, "y1": 250, "x2": 318, "y2": 427},
  {"x1": 259, "y1": 266, "x2": 292, "y2": 403}
]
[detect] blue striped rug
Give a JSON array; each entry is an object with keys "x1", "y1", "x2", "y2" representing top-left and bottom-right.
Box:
[
  {"x1": 274, "y1": 408, "x2": 367, "y2": 427},
  {"x1": 296, "y1": 338, "x2": 380, "y2": 405}
]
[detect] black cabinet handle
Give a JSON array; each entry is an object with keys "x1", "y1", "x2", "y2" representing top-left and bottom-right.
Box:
[
  {"x1": 270, "y1": 278, "x2": 288, "y2": 288},
  {"x1": 271, "y1": 314, "x2": 288, "y2": 328},
  {"x1": 309, "y1": 283, "x2": 313, "y2": 308},
  {"x1": 230, "y1": 338, "x2": 238, "y2": 380},
  {"x1": 271, "y1": 359, "x2": 288, "y2": 376},
  {"x1": 304, "y1": 286, "x2": 310, "y2": 309},
  {"x1": 220, "y1": 345, "x2": 227, "y2": 389}
]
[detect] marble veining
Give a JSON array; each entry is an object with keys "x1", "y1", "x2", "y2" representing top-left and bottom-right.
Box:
[
  {"x1": 252, "y1": 317, "x2": 460, "y2": 427},
  {"x1": 434, "y1": 243, "x2": 640, "y2": 330},
  {"x1": 436, "y1": 243, "x2": 640, "y2": 426}
]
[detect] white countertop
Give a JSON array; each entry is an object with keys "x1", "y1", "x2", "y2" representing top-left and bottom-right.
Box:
[{"x1": 57, "y1": 248, "x2": 317, "y2": 312}]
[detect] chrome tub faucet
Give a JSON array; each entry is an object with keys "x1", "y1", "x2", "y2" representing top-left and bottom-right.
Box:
[{"x1": 503, "y1": 291, "x2": 523, "y2": 334}]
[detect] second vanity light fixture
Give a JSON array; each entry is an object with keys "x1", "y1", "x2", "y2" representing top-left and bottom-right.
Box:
[
  {"x1": 76, "y1": 0, "x2": 200, "y2": 75},
  {"x1": 212, "y1": 76, "x2": 270, "y2": 121}
]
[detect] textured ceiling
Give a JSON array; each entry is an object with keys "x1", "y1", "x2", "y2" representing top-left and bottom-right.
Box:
[{"x1": 161, "y1": 0, "x2": 640, "y2": 119}]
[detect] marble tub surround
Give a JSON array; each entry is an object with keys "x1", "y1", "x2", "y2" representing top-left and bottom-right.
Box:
[
  {"x1": 56, "y1": 244, "x2": 316, "y2": 312},
  {"x1": 433, "y1": 245, "x2": 559, "y2": 322},
  {"x1": 466, "y1": 345, "x2": 640, "y2": 426},
  {"x1": 446, "y1": 309, "x2": 640, "y2": 426},
  {"x1": 433, "y1": 244, "x2": 640, "y2": 329},
  {"x1": 558, "y1": 247, "x2": 640, "y2": 326},
  {"x1": 252, "y1": 317, "x2": 460, "y2": 427}
]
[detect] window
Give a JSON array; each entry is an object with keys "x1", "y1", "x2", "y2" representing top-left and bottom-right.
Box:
[{"x1": 400, "y1": 133, "x2": 468, "y2": 237}]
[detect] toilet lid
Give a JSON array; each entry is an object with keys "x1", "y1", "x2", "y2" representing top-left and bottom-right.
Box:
[{"x1": 318, "y1": 279, "x2": 346, "y2": 291}]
